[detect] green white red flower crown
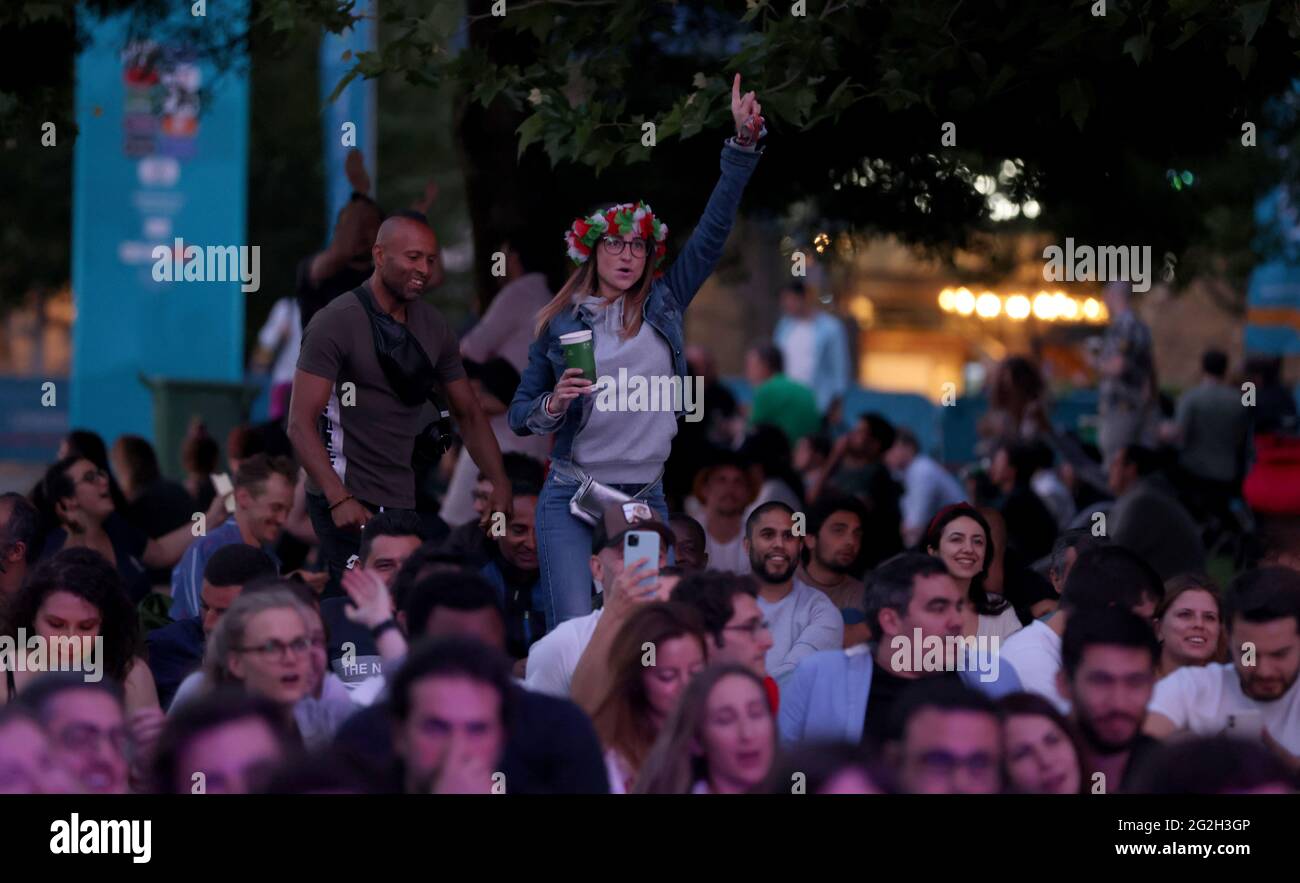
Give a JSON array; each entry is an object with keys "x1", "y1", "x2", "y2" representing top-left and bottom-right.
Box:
[{"x1": 564, "y1": 201, "x2": 669, "y2": 278}]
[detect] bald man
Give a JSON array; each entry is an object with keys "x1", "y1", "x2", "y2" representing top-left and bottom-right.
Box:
[{"x1": 289, "y1": 212, "x2": 512, "y2": 597}]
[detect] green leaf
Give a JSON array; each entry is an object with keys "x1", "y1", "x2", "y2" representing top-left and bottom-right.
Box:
[
  {"x1": 1237, "y1": 1, "x2": 1270, "y2": 45},
  {"x1": 515, "y1": 112, "x2": 546, "y2": 160},
  {"x1": 1122, "y1": 33, "x2": 1149, "y2": 66},
  {"x1": 1226, "y1": 44, "x2": 1256, "y2": 78},
  {"x1": 1058, "y1": 78, "x2": 1092, "y2": 130}
]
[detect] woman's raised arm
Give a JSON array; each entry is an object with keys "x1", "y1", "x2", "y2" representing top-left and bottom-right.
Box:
[{"x1": 662, "y1": 73, "x2": 765, "y2": 312}]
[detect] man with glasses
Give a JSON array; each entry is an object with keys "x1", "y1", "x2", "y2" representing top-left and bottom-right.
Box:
[
  {"x1": 670, "y1": 570, "x2": 779, "y2": 709},
  {"x1": 886, "y1": 678, "x2": 1004, "y2": 794},
  {"x1": 18, "y1": 673, "x2": 130, "y2": 794},
  {"x1": 778, "y1": 553, "x2": 1021, "y2": 748}
]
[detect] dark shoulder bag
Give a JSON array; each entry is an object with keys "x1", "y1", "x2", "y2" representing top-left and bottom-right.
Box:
[{"x1": 351, "y1": 286, "x2": 455, "y2": 462}]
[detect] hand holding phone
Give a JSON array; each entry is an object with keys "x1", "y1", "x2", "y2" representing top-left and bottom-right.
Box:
[
  {"x1": 623, "y1": 531, "x2": 661, "y2": 595},
  {"x1": 210, "y1": 473, "x2": 237, "y2": 514},
  {"x1": 1224, "y1": 710, "x2": 1264, "y2": 739}
]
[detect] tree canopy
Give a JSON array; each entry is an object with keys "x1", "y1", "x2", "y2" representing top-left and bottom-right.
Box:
[{"x1": 5, "y1": 0, "x2": 1300, "y2": 310}]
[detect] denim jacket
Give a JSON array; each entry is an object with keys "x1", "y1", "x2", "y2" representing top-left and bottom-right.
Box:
[{"x1": 508, "y1": 139, "x2": 762, "y2": 464}]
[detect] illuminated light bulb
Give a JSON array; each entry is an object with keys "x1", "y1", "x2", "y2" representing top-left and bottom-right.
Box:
[
  {"x1": 1022, "y1": 200, "x2": 1041, "y2": 219},
  {"x1": 938, "y1": 288, "x2": 956, "y2": 311},
  {"x1": 1059, "y1": 296, "x2": 1080, "y2": 321},
  {"x1": 954, "y1": 287, "x2": 975, "y2": 316},
  {"x1": 1005, "y1": 294, "x2": 1031, "y2": 320},
  {"x1": 1051, "y1": 291, "x2": 1073, "y2": 319},
  {"x1": 975, "y1": 291, "x2": 1001, "y2": 318},
  {"x1": 1082, "y1": 298, "x2": 1102, "y2": 321},
  {"x1": 1032, "y1": 291, "x2": 1057, "y2": 320}
]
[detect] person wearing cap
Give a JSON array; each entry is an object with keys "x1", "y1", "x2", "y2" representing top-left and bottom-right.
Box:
[
  {"x1": 524, "y1": 502, "x2": 677, "y2": 699},
  {"x1": 509, "y1": 75, "x2": 766, "y2": 632}
]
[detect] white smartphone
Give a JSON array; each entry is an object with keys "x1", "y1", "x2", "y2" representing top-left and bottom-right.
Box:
[
  {"x1": 623, "y1": 530, "x2": 660, "y2": 593},
  {"x1": 1224, "y1": 710, "x2": 1264, "y2": 739},
  {"x1": 210, "y1": 472, "x2": 237, "y2": 514}
]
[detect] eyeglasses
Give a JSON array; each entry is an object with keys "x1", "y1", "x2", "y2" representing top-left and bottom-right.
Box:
[
  {"x1": 723, "y1": 619, "x2": 771, "y2": 638},
  {"x1": 236, "y1": 636, "x2": 311, "y2": 660},
  {"x1": 55, "y1": 722, "x2": 129, "y2": 755},
  {"x1": 600, "y1": 236, "x2": 648, "y2": 258},
  {"x1": 75, "y1": 467, "x2": 108, "y2": 486}
]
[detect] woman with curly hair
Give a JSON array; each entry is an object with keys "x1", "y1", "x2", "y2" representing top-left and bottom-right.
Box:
[{"x1": 1, "y1": 547, "x2": 159, "y2": 712}]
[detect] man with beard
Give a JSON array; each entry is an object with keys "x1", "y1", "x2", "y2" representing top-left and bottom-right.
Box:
[
  {"x1": 695, "y1": 455, "x2": 753, "y2": 576},
  {"x1": 1146, "y1": 567, "x2": 1300, "y2": 771},
  {"x1": 1057, "y1": 607, "x2": 1160, "y2": 793},
  {"x1": 289, "y1": 212, "x2": 512, "y2": 595},
  {"x1": 745, "y1": 502, "x2": 842, "y2": 681},
  {"x1": 798, "y1": 494, "x2": 869, "y2": 647}
]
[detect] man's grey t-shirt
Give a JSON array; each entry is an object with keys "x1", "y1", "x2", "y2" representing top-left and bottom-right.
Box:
[{"x1": 297, "y1": 284, "x2": 465, "y2": 509}]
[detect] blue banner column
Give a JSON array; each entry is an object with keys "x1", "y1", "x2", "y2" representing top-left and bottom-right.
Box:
[
  {"x1": 320, "y1": 2, "x2": 378, "y2": 233},
  {"x1": 71, "y1": 6, "x2": 251, "y2": 446}
]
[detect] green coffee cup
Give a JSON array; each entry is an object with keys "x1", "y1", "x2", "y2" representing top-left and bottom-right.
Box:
[{"x1": 559, "y1": 330, "x2": 597, "y2": 382}]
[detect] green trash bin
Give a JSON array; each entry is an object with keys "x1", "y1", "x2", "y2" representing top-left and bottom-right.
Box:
[{"x1": 139, "y1": 375, "x2": 264, "y2": 481}]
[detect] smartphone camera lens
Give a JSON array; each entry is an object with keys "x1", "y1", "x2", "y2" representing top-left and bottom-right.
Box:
[{"x1": 628, "y1": 534, "x2": 639, "y2": 547}]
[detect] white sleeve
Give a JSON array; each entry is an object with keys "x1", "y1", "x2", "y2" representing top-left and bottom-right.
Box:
[
  {"x1": 523, "y1": 627, "x2": 574, "y2": 698},
  {"x1": 257, "y1": 298, "x2": 291, "y2": 350},
  {"x1": 1147, "y1": 667, "x2": 1195, "y2": 728}
]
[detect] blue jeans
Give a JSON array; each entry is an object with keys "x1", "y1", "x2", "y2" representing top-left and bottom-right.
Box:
[{"x1": 536, "y1": 467, "x2": 669, "y2": 630}]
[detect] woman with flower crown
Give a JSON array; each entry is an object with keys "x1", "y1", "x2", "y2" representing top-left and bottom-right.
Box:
[{"x1": 509, "y1": 74, "x2": 766, "y2": 636}]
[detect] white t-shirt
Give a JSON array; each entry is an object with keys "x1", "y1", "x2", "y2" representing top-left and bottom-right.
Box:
[
  {"x1": 1148, "y1": 662, "x2": 1300, "y2": 754},
  {"x1": 256, "y1": 297, "x2": 302, "y2": 385},
  {"x1": 523, "y1": 609, "x2": 603, "y2": 697},
  {"x1": 780, "y1": 319, "x2": 818, "y2": 388},
  {"x1": 702, "y1": 518, "x2": 750, "y2": 576},
  {"x1": 999, "y1": 619, "x2": 1067, "y2": 712},
  {"x1": 757, "y1": 578, "x2": 844, "y2": 682}
]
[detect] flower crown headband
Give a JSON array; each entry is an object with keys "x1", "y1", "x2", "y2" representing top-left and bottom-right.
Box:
[{"x1": 564, "y1": 201, "x2": 669, "y2": 279}]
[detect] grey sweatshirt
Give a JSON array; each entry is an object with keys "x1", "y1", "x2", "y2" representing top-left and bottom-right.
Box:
[{"x1": 569, "y1": 294, "x2": 678, "y2": 484}]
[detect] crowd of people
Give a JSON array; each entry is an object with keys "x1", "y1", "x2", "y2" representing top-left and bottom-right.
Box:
[{"x1": 1, "y1": 74, "x2": 1297, "y2": 797}]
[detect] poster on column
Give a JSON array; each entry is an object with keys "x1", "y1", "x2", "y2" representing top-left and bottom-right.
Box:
[
  {"x1": 71, "y1": 3, "x2": 250, "y2": 448},
  {"x1": 1245, "y1": 186, "x2": 1300, "y2": 354}
]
